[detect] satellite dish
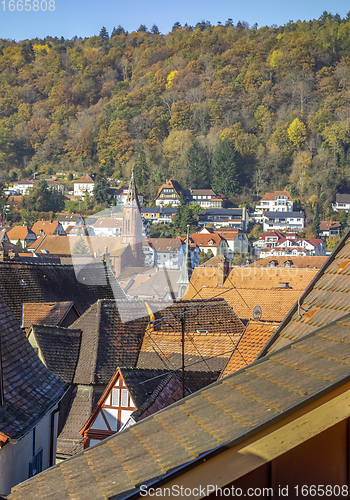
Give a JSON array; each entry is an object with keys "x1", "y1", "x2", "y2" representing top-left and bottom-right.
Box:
[{"x1": 253, "y1": 305, "x2": 262, "y2": 321}]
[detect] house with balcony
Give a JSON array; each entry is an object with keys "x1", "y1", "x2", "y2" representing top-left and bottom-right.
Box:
[
  {"x1": 262, "y1": 211, "x2": 305, "y2": 231},
  {"x1": 141, "y1": 207, "x2": 177, "y2": 224},
  {"x1": 73, "y1": 174, "x2": 95, "y2": 196},
  {"x1": 154, "y1": 180, "x2": 184, "y2": 206},
  {"x1": 198, "y1": 208, "x2": 249, "y2": 231},
  {"x1": 255, "y1": 191, "x2": 293, "y2": 223}
]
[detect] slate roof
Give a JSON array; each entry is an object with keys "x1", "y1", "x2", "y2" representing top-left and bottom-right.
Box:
[
  {"x1": 30, "y1": 325, "x2": 82, "y2": 384},
  {"x1": 264, "y1": 211, "x2": 305, "y2": 218},
  {"x1": 71, "y1": 299, "x2": 148, "y2": 385},
  {"x1": 130, "y1": 370, "x2": 220, "y2": 422},
  {"x1": 137, "y1": 299, "x2": 245, "y2": 372},
  {"x1": 22, "y1": 301, "x2": 76, "y2": 328},
  {"x1": 0, "y1": 261, "x2": 123, "y2": 323},
  {"x1": 335, "y1": 192, "x2": 350, "y2": 204},
  {"x1": 10, "y1": 313, "x2": 350, "y2": 500},
  {"x1": 0, "y1": 294, "x2": 67, "y2": 440},
  {"x1": 56, "y1": 385, "x2": 102, "y2": 457},
  {"x1": 261, "y1": 228, "x2": 350, "y2": 355},
  {"x1": 219, "y1": 321, "x2": 278, "y2": 379}
]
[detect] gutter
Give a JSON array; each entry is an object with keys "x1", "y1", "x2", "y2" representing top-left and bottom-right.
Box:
[{"x1": 49, "y1": 401, "x2": 61, "y2": 467}]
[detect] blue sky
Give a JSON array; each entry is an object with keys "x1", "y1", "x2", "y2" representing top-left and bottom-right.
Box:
[{"x1": 1, "y1": 0, "x2": 350, "y2": 42}]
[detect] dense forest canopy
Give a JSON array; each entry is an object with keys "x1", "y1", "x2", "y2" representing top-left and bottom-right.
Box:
[{"x1": 2, "y1": 11, "x2": 350, "y2": 217}]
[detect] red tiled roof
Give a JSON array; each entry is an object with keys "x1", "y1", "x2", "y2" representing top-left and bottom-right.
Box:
[
  {"x1": 31, "y1": 221, "x2": 62, "y2": 235},
  {"x1": 261, "y1": 190, "x2": 293, "y2": 201},
  {"x1": 189, "y1": 233, "x2": 224, "y2": 247},
  {"x1": 219, "y1": 321, "x2": 279, "y2": 379},
  {"x1": 73, "y1": 174, "x2": 94, "y2": 184},
  {"x1": 320, "y1": 221, "x2": 341, "y2": 231},
  {"x1": 22, "y1": 301, "x2": 75, "y2": 328},
  {"x1": 7, "y1": 226, "x2": 36, "y2": 240}
]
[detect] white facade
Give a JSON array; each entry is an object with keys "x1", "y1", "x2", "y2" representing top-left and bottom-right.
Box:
[
  {"x1": 12, "y1": 181, "x2": 34, "y2": 195},
  {"x1": 0, "y1": 405, "x2": 59, "y2": 496},
  {"x1": 263, "y1": 212, "x2": 305, "y2": 231}
]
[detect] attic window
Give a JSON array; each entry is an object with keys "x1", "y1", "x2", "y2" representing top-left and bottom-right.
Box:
[
  {"x1": 196, "y1": 329, "x2": 209, "y2": 333},
  {"x1": 19, "y1": 279, "x2": 26, "y2": 288},
  {"x1": 279, "y1": 282, "x2": 290, "y2": 288}
]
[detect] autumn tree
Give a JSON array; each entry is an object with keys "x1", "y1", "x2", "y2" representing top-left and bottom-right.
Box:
[{"x1": 288, "y1": 118, "x2": 307, "y2": 150}]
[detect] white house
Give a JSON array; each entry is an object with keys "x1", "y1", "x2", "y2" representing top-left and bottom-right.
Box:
[
  {"x1": 319, "y1": 221, "x2": 341, "y2": 237},
  {"x1": 93, "y1": 218, "x2": 123, "y2": 237},
  {"x1": 333, "y1": 193, "x2": 350, "y2": 212},
  {"x1": 6, "y1": 226, "x2": 37, "y2": 248},
  {"x1": 262, "y1": 211, "x2": 305, "y2": 231},
  {"x1": 142, "y1": 238, "x2": 199, "y2": 269},
  {"x1": 198, "y1": 208, "x2": 249, "y2": 231},
  {"x1": 12, "y1": 180, "x2": 35, "y2": 195},
  {"x1": 55, "y1": 214, "x2": 85, "y2": 231},
  {"x1": 0, "y1": 295, "x2": 67, "y2": 496},
  {"x1": 73, "y1": 174, "x2": 95, "y2": 196},
  {"x1": 255, "y1": 191, "x2": 293, "y2": 222}
]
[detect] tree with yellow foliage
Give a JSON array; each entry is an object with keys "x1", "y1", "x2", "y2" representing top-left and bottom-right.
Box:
[{"x1": 288, "y1": 118, "x2": 307, "y2": 150}]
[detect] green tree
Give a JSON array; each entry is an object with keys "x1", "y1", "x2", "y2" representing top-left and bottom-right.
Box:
[
  {"x1": 199, "y1": 249, "x2": 214, "y2": 264},
  {"x1": 312, "y1": 207, "x2": 321, "y2": 238},
  {"x1": 133, "y1": 144, "x2": 149, "y2": 194},
  {"x1": 21, "y1": 181, "x2": 64, "y2": 213},
  {"x1": 185, "y1": 140, "x2": 210, "y2": 189},
  {"x1": 211, "y1": 138, "x2": 242, "y2": 196},
  {"x1": 99, "y1": 27, "x2": 109, "y2": 41},
  {"x1": 93, "y1": 174, "x2": 110, "y2": 206},
  {"x1": 173, "y1": 196, "x2": 196, "y2": 234},
  {"x1": 151, "y1": 24, "x2": 160, "y2": 34}
]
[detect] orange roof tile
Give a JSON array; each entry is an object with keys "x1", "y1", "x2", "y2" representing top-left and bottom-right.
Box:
[
  {"x1": 219, "y1": 321, "x2": 278, "y2": 379},
  {"x1": 31, "y1": 221, "x2": 62, "y2": 235},
  {"x1": 189, "y1": 233, "x2": 224, "y2": 248},
  {"x1": 7, "y1": 226, "x2": 36, "y2": 240},
  {"x1": 73, "y1": 174, "x2": 95, "y2": 184},
  {"x1": 249, "y1": 256, "x2": 328, "y2": 269},
  {"x1": 183, "y1": 266, "x2": 318, "y2": 322},
  {"x1": 22, "y1": 302, "x2": 75, "y2": 328},
  {"x1": 261, "y1": 190, "x2": 293, "y2": 201},
  {"x1": 28, "y1": 234, "x2": 128, "y2": 256}
]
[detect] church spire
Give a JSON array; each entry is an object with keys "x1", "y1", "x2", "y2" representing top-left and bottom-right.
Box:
[
  {"x1": 125, "y1": 168, "x2": 141, "y2": 210},
  {"x1": 177, "y1": 225, "x2": 192, "y2": 299}
]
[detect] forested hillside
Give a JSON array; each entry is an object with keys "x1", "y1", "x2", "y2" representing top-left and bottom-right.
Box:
[{"x1": 1, "y1": 12, "x2": 350, "y2": 214}]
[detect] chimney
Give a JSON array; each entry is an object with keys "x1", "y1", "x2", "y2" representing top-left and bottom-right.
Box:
[{"x1": 217, "y1": 256, "x2": 230, "y2": 286}]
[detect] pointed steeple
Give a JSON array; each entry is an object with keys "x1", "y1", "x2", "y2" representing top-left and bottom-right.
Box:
[
  {"x1": 177, "y1": 226, "x2": 192, "y2": 299},
  {"x1": 125, "y1": 168, "x2": 141, "y2": 210}
]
